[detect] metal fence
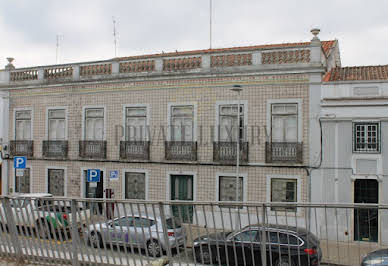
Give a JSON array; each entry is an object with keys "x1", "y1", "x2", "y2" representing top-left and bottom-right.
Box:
[{"x1": 0, "y1": 196, "x2": 386, "y2": 266}]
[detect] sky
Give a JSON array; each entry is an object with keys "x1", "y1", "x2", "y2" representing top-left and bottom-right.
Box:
[{"x1": 1, "y1": 0, "x2": 388, "y2": 68}]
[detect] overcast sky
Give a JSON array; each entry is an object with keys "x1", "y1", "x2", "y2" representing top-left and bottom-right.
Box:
[{"x1": 1, "y1": 0, "x2": 387, "y2": 68}]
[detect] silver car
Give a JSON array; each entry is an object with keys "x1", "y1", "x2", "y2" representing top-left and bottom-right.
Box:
[{"x1": 86, "y1": 214, "x2": 186, "y2": 257}]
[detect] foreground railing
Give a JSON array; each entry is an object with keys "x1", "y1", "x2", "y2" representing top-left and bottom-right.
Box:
[{"x1": 0, "y1": 197, "x2": 386, "y2": 266}]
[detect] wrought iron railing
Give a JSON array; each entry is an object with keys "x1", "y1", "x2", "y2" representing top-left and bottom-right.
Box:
[
  {"x1": 213, "y1": 141, "x2": 248, "y2": 164},
  {"x1": 79, "y1": 140, "x2": 107, "y2": 159},
  {"x1": 120, "y1": 141, "x2": 150, "y2": 160},
  {"x1": 10, "y1": 140, "x2": 33, "y2": 157},
  {"x1": 165, "y1": 141, "x2": 197, "y2": 161},
  {"x1": 265, "y1": 142, "x2": 303, "y2": 163},
  {"x1": 42, "y1": 140, "x2": 68, "y2": 158}
]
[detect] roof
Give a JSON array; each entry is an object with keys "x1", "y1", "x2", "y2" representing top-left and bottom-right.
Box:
[
  {"x1": 323, "y1": 65, "x2": 388, "y2": 82},
  {"x1": 115, "y1": 40, "x2": 337, "y2": 61}
]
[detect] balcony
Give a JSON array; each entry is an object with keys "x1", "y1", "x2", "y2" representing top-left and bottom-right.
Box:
[
  {"x1": 165, "y1": 141, "x2": 197, "y2": 161},
  {"x1": 10, "y1": 140, "x2": 33, "y2": 157},
  {"x1": 265, "y1": 142, "x2": 303, "y2": 163},
  {"x1": 79, "y1": 140, "x2": 107, "y2": 159},
  {"x1": 213, "y1": 141, "x2": 248, "y2": 164},
  {"x1": 42, "y1": 140, "x2": 68, "y2": 158},
  {"x1": 120, "y1": 141, "x2": 150, "y2": 160}
]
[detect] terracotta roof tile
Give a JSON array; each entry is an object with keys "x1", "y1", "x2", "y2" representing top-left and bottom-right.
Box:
[
  {"x1": 323, "y1": 65, "x2": 388, "y2": 82},
  {"x1": 115, "y1": 40, "x2": 336, "y2": 61}
]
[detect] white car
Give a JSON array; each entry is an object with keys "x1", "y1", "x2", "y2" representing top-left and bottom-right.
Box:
[{"x1": 0, "y1": 193, "x2": 90, "y2": 239}]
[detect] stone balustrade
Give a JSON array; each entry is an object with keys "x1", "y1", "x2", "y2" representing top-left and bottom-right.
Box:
[
  {"x1": 120, "y1": 60, "x2": 155, "y2": 73},
  {"x1": 80, "y1": 63, "x2": 112, "y2": 76},
  {"x1": 44, "y1": 66, "x2": 73, "y2": 80},
  {"x1": 211, "y1": 53, "x2": 252, "y2": 67},
  {"x1": 10, "y1": 69, "x2": 39, "y2": 81}
]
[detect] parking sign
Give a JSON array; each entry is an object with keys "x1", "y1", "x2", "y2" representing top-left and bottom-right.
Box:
[
  {"x1": 109, "y1": 170, "x2": 119, "y2": 180},
  {"x1": 14, "y1": 156, "x2": 27, "y2": 169},
  {"x1": 87, "y1": 169, "x2": 101, "y2": 182}
]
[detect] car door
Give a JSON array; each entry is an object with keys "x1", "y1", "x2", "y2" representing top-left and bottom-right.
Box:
[
  {"x1": 131, "y1": 217, "x2": 153, "y2": 246},
  {"x1": 108, "y1": 217, "x2": 133, "y2": 244},
  {"x1": 227, "y1": 230, "x2": 260, "y2": 265}
]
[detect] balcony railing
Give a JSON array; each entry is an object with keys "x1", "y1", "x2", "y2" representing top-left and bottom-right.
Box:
[
  {"x1": 120, "y1": 141, "x2": 150, "y2": 160},
  {"x1": 42, "y1": 140, "x2": 68, "y2": 158},
  {"x1": 79, "y1": 140, "x2": 107, "y2": 159},
  {"x1": 265, "y1": 142, "x2": 303, "y2": 163},
  {"x1": 10, "y1": 140, "x2": 34, "y2": 157},
  {"x1": 165, "y1": 141, "x2": 197, "y2": 161},
  {"x1": 213, "y1": 141, "x2": 248, "y2": 164}
]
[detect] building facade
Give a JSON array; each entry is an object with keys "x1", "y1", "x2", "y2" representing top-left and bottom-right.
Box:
[
  {"x1": 0, "y1": 31, "x2": 340, "y2": 225},
  {"x1": 312, "y1": 65, "x2": 388, "y2": 244}
]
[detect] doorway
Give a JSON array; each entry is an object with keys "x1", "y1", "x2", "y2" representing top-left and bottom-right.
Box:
[
  {"x1": 84, "y1": 170, "x2": 104, "y2": 214},
  {"x1": 354, "y1": 179, "x2": 378, "y2": 242},
  {"x1": 170, "y1": 175, "x2": 193, "y2": 223}
]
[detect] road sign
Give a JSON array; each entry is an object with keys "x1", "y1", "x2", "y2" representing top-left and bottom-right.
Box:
[
  {"x1": 14, "y1": 156, "x2": 27, "y2": 169},
  {"x1": 87, "y1": 169, "x2": 101, "y2": 183},
  {"x1": 16, "y1": 169, "x2": 24, "y2": 177},
  {"x1": 109, "y1": 170, "x2": 119, "y2": 180}
]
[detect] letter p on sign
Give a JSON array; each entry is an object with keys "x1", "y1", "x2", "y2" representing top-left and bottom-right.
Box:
[{"x1": 14, "y1": 156, "x2": 27, "y2": 169}]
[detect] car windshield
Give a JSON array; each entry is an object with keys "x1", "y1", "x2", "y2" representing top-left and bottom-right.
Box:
[{"x1": 166, "y1": 217, "x2": 181, "y2": 229}]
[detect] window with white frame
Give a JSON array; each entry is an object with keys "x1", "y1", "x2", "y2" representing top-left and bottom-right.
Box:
[
  {"x1": 124, "y1": 172, "x2": 146, "y2": 199},
  {"x1": 85, "y1": 108, "x2": 104, "y2": 140},
  {"x1": 170, "y1": 105, "x2": 194, "y2": 141},
  {"x1": 15, "y1": 168, "x2": 30, "y2": 193},
  {"x1": 353, "y1": 122, "x2": 380, "y2": 153},
  {"x1": 219, "y1": 104, "x2": 244, "y2": 142},
  {"x1": 219, "y1": 176, "x2": 243, "y2": 202},
  {"x1": 15, "y1": 110, "x2": 32, "y2": 140},
  {"x1": 125, "y1": 107, "x2": 147, "y2": 141},
  {"x1": 271, "y1": 104, "x2": 298, "y2": 142},
  {"x1": 48, "y1": 109, "x2": 66, "y2": 140},
  {"x1": 270, "y1": 178, "x2": 297, "y2": 211},
  {"x1": 48, "y1": 169, "x2": 65, "y2": 196}
]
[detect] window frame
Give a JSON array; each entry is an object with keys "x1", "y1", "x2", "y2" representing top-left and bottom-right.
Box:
[
  {"x1": 14, "y1": 166, "x2": 32, "y2": 193},
  {"x1": 14, "y1": 108, "x2": 33, "y2": 140},
  {"x1": 46, "y1": 107, "x2": 68, "y2": 141},
  {"x1": 352, "y1": 122, "x2": 381, "y2": 153},
  {"x1": 122, "y1": 104, "x2": 150, "y2": 141},
  {"x1": 167, "y1": 102, "x2": 197, "y2": 142},
  {"x1": 215, "y1": 100, "x2": 248, "y2": 142},
  {"x1": 46, "y1": 166, "x2": 67, "y2": 197},
  {"x1": 82, "y1": 105, "x2": 106, "y2": 141},
  {"x1": 216, "y1": 172, "x2": 248, "y2": 203},
  {"x1": 266, "y1": 175, "x2": 301, "y2": 214},
  {"x1": 122, "y1": 169, "x2": 149, "y2": 200},
  {"x1": 270, "y1": 103, "x2": 298, "y2": 143}
]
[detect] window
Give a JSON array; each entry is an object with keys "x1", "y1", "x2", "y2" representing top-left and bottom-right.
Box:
[
  {"x1": 219, "y1": 176, "x2": 243, "y2": 202},
  {"x1": 48, "y1": 169, "x2": 65, "y2": 196},
  {"x1": 267, "y1": 231, "x2": 301, "y2": 245},
  {"x1": 271, "y1": 178, "x2": 297, "y2": 211},
  {"x1": 125, "y1": 107, "x2": 147, "y2": 141},
  {"x1": 271, "y1": 103, "x2": 297, "y2": 142},
  {"x1": 124, "y1": 172, "x2": 146, "y2": 199},
  {"x1": 114, "y1": 217, "x2": 133, "y2": 227},
  {"x1": 133, "y1": 218, "x2": 155, "y2": 228},
  {"x1": 48, "y1": 109, "x2": 66, "y2": 140},
  {"x1": 170, "y1": 105, "x2": 194, "y2": 141},
  {"x1": 234, "y1": 230, "x2": 258, "y2": 242},
  {"x1": 353, "y1": 122, "x2": 380, "y2": 153},
  {"x1": 219, "y1": 104, "x2": 244, "y2": 141},
  {"x1": 85, "y1": 108, "x2": 104, "y2": 140},
  {"x1": 15, "y1": 110, "x2": 31, "y2": 140},
  {"x1": 15, "y1": 168, "x2": 30, "y2": 193}
]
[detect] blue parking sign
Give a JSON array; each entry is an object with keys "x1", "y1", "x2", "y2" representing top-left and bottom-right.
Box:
[
  {"x1": 14, "y1": 156, "x2": 27, "y2": 169},
  {"x1": 109, "y1": 170, "x2": 119, "y2": 180},
  {"x1": 87, "y1": 169, "x2": 101, "y2": 182}
]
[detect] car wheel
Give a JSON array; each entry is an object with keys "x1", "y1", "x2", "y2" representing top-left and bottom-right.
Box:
[
  {"x1": 147, "y1": 239, "x2": 161, "y2": 257},
  {"x1": 89, "y1": 232, "x2": 102, "y2": 248},
  {"x1": 195, "y1": 246, "x2": 213, "y2": 264},
  {"x1": 275, "y1": 256, "x2": 295, "y2": 266},
  {"x1": 36, "y1": 219, "x2": 51, "y2": 239}
]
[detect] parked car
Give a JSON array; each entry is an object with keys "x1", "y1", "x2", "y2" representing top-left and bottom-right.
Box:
[
  {"x1": 362, "y1": 249, "x2": 388, "y2": 265},
  {"x1": 85, "y1": 214, "x2": 186, "y2": 257},
  {"x1": 0, "y1": 193, "x2": 90, "y2": 239},
  {"x1": 193, "y1": 224, "x2": 322, "y2": 266}
]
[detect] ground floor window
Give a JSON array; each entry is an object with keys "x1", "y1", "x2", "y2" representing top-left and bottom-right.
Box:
[
  {"x1": 47, "y1": 169, "x2": 65, "y2": 196},
  {"x1": 270, "y1": 178, "x2": 297, "y2": 211},
  {"x1": 125, "y1": 172, "x2": 146, "y2": 199},
  {"x1": 15, "y1": 168, "x2": 30, "y2": 193},
  {"x1": 219, "y1": 176, "x2": 243, "y2": 202}
]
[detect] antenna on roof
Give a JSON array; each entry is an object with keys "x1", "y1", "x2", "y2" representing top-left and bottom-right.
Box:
[
  {"x1": 112, "y1": 16, "x2": 118, "y2": 57},
  {"x1": 56, "y1": 35, "x2": 64, "y2": 64},
  {"x1": 209, "y1": 0, "x2": 212, "y2": 49}
]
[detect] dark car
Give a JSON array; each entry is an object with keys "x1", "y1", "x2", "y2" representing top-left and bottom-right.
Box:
[
  {"x1": 362, "y1": 249, "x2": 388, "y2": 265},
  {"x1": 193, "y1": 224, "x2": 322, "y2": 266}
]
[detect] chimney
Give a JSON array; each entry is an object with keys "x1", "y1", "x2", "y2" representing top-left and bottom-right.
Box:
[{"x1": 5, "y1": 57, "x2": 15, "y2": 70}]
